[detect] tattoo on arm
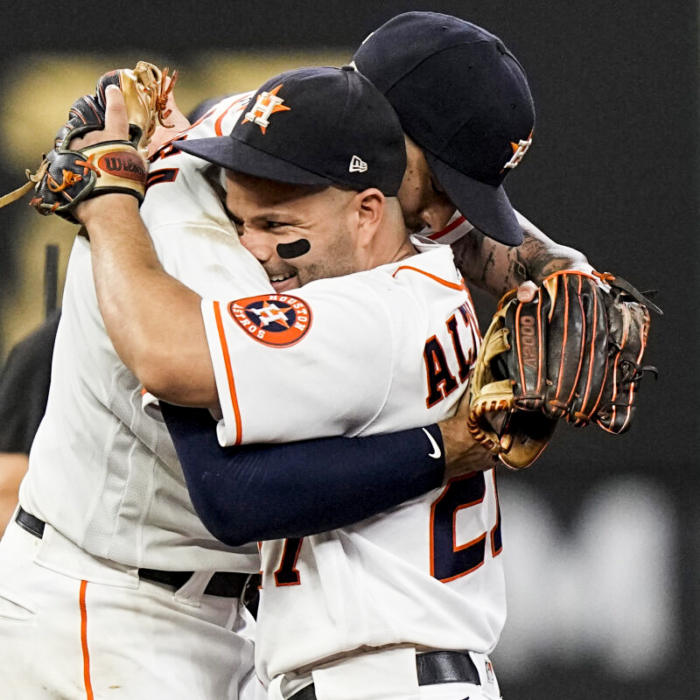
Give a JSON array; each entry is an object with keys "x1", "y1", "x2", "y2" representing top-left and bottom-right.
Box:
[
  {"x1": 513, "y1": 231, "x2": 589, "y2": 283},
  {"x1": 482, "y1": 250, "x2": 496, "y2": 285},
  {"x1": 505, "y1": 256, "x2": 528, "y2": 289},
  {"x1": 451, "y1": 217, "x2": 592, "y2": 298}
]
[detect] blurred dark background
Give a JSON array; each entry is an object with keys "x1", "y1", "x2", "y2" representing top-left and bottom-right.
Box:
[{"x1": 0, "y1": 1, "x2": 696, "y2": 698}]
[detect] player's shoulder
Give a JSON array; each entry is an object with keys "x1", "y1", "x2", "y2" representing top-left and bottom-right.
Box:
[
  {"x1": 148, "y1": 90, "x2": 254, "y2": 169},
  {"x1": 143, "y1": 94, "x2": 257, "y2": 235},
  {"x1": 386, "y1": 237, "x2": 463, "y2": 295},
  {"x1": 302, "y1": 238, "x2": 461, "y2": 298},
  {"x1": 185, "y1": 91, "x2": 256, "y2": 140}
]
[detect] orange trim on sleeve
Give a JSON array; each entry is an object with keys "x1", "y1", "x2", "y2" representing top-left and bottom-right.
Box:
[
  {"x1": 79, "y1": 580, "x2": 94, "y2": 700},
  {"x1": 213, "y1": 301, "x2": 243, "y2": 445},
  {"x1": 392, "y1": 265, "x2": 465, "y2": 291}
]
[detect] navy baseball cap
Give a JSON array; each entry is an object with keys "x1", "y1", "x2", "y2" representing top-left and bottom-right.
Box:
[
  {"x1": 177, "y1": 66, "x2": 406, "y2": 196},
  {"x1": 353, "y1": 12, "x2": 535, "y2": 245}
]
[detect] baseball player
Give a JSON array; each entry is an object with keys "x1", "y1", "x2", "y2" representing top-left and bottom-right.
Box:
[
  {"x1": 0, "y1": 64, "x2": 492, "y2": 700},
  {"x1": 71, "y1": 65, "x2": 503, "y2": 700},
  {"x1": 0, "y1": 100, "x2": 264, "y2": 699}
]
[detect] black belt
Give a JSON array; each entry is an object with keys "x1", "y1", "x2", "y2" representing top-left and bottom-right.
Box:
[
  {"x1": 289, "y1": 651, "x2": 481, "y2": 700},
  {"x1": 138, "y1": 567, "x2": 259, "y2": 598},
  {"x1": 16, "y1": 506, "x2": 45, "y2": 539},
  {"x1": 16, "y1": 506, "x2": 260, "y2": 599}
]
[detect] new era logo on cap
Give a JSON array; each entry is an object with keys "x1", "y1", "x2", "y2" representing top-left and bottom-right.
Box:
[{"x1": 349, "y1": 155, "x2": 368, "y2": 173}]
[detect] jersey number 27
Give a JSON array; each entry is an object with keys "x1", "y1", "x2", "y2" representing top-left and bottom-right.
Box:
[{"x1": 274, "y1": 469, "x2": 502, "y2": 586}]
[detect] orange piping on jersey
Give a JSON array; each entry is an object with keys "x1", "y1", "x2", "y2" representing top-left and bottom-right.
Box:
[
  {"x1": 392, "y1": 266, "x2": 464, "y2": 291},
  {"x1": 213, "y1": 301, "x2": 243, "y2": 445},
  {"x1": 215, "y1": 93, "x2": 254, "y2": 136},
  {"x1": 427, "y1": 215, "x2": 467, "y2": 240},
  {"x1": 79, "y1": 580, "x2": 94, "y2": 700}
]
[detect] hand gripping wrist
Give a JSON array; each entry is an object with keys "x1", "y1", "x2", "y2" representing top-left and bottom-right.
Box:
[{"x1": 31, "y1": 141, "x2": 146, "y2": 222}]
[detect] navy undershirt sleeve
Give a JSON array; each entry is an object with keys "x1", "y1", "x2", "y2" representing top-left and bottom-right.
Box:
[{"x1": 160, "y1": 402, "x2": 445, "y2": 546}]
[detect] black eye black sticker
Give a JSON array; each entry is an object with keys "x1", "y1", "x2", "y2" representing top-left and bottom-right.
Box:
[{"x1": 276, "y1": 239, "x2": 311, "y2": 259}]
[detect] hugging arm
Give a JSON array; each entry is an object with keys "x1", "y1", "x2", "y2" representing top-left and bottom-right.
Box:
[
  {"x1": 162, "y1": 403, "x2": 445, "y2": 545},
  {"x1": 162, "y1": 397, "x2": 493, "y2": 545}
]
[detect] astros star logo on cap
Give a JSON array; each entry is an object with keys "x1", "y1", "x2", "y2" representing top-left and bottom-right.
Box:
[
  {"x1": 503, "y1": 130, "x2": 534, "y2": 171},
  {"x1": 242, "y1": 84, "x2": 291, "y2": 134}
]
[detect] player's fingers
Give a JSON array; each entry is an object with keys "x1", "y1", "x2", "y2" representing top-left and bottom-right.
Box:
[
  {"x1": 68, "y1": 85, "x2": 129, "y2": 151},
  {"x1": 516, "y1": 280, "x2": 538, "y2": 302},
  {"x1": 103, "y1": 85, "x2": 130, "y2": 141}
]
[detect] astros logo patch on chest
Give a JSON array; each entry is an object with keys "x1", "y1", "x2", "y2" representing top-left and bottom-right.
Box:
[{"x1": 228, "y1": 294, "x2": 312, "y2": 347}]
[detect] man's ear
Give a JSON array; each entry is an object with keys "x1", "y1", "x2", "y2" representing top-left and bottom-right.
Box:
[{"x1": 353, "y1": 188, "x2": 385, "y2": 247}]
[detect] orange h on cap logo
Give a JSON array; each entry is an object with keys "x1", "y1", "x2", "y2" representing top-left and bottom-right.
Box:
[
  {"x1": 503, "y1": 130, "x2": 534, "y2": 171},
  {"x1": 242, "y1": 84, "x2": 291, "y2": 134}
]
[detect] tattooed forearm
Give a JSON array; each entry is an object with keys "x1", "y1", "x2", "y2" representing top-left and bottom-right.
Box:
[
  {"x1": 451, "y1": 226, "x2": 514, "y2": 295},
  {"x1": 505, "y1": 255, "x2": 528, "y2": 289},
  {"x1": 482, "y1": 249, "x2": 496, "y2": 284},
  {"x1": 450, "y1": 212, "x2": 593, "y2": 299},
  {"x1": 511, "y1": 232, "x2": 588, "y2": 283},
  {"x1": 451, "y1": 226, "x2": 527, "y2": 296}
]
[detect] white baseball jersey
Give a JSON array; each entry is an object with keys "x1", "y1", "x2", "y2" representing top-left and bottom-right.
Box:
[
  {"x1": 201, "y1": 242, "x2": 505, "y2": 694},
  {"x1": 20, "y1": 92, "x2": 269, "y2": 572}
]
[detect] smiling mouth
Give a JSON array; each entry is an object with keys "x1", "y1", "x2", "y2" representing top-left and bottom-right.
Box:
[
  {"x1": 269, "y1": 272, "x2": 296, "y2": 283},
  {"x1": 268, "y1": 271, "x2": 299, "y2": 292}
]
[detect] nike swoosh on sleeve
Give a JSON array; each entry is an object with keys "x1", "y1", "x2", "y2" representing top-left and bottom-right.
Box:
[{"x1": 422, "y1": 428, "x2": 442, "y2": 459}]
